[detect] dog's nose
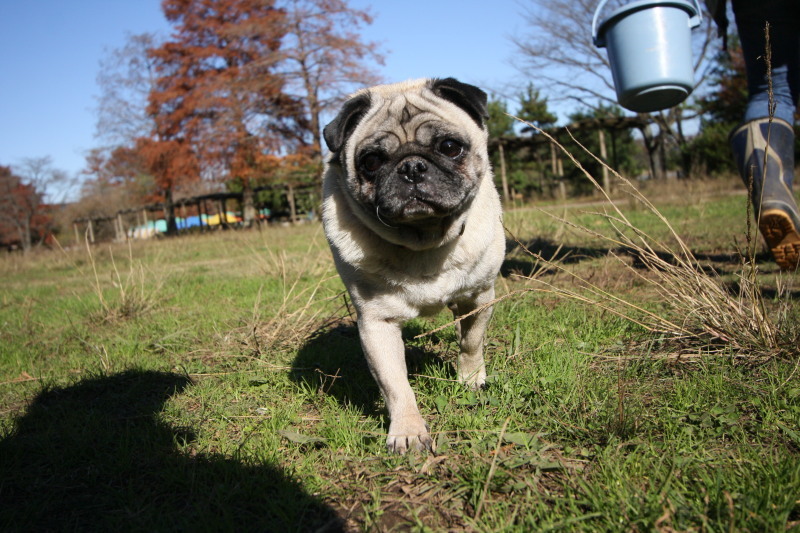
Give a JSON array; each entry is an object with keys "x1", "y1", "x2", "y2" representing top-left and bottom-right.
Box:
[{"x1": 397, "y1": 158, "x2": 428, "y2": 184}]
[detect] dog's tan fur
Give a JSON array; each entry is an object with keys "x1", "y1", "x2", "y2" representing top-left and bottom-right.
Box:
[{"x1": 322, "y1": 79, "x2": 504, "y2": 453}]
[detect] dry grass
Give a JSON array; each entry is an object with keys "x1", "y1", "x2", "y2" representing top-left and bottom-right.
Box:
[
  {"x1": 506, "y1": 121, "x2": 798, "y2": 363},
  {"x1": 84, "y1": 237, "x2": 161, "y2": 323},
  {"x1": 240, "y1": 231, "x2": 346, "y2": 355}
]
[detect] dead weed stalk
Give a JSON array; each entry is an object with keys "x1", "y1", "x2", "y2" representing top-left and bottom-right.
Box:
[
  {"x1": 85, "y1": 236, "x2": 159, "y2": 322},
  {"x1": 246, "y1": 232, "x2": 346, "y2": 354}
]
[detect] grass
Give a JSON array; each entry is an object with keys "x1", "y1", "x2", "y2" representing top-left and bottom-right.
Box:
[{"x1": 1, "y1": 180, "x2": 800, "y2": 531}]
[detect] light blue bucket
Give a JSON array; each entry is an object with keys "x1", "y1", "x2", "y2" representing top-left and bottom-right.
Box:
[{"x1": 592, "y1": 0, "x2": 702, "y2": 113}]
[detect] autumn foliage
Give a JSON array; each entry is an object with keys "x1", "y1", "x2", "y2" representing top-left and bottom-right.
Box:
[
  {"x1": 0, "y1": 166, "x2": 52, "y2": 251},
  {"x1": 148, "y1": 0, "x2": 295, "y2": 156},
  {"x1": 79, "y1": 0, "x2": 381, "y2": 232}
]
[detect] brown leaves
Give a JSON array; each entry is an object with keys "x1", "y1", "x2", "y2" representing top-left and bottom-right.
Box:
[
  {"x1": 135, "y1": 137, "x2": 199, "y2": 198},
  {"x1": 85, "y1": 0, "x2": 383, "y2": 213},
  {"x1": 0, "y1": 165, "x2": 51, "y2": 250},
  {"x1": 148, "y1": 0, "x2": 292, "y2": 181},
  {"x1": 145, "y1": 0, "x2": 383, "y2": 183}
]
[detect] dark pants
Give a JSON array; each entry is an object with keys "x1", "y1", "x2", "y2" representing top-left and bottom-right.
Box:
[{"x1": 732, "y1": 0, "x2": 800, "y2": 124}]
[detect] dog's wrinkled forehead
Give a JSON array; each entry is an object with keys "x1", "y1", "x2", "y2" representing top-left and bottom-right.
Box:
[
  {"x1": 323, "y1": 78, "x2": 488, "y2": 158},
  {"x1": 354, "y1": 92, "x2": 460, "y2": 153}
]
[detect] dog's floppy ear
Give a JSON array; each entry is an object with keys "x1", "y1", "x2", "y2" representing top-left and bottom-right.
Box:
[
  {"x1": 430, "y1": 78, "x2": 489, "y2": 128},
  {"x1": 323, "y1": 93, "x2": 371, "y2": 154}
]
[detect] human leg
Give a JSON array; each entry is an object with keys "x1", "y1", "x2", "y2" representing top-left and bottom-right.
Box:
[
  {"x1": 731, "y1": 0, "x2": 800, "y2": 269},
  {"x1": 731, "y1": 118, "x2": 800, "y2": 269}
]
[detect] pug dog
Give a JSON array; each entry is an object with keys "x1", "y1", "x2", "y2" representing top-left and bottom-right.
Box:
[{"x1": 321, "y1": 78, "x2": 505, "y2": 454}]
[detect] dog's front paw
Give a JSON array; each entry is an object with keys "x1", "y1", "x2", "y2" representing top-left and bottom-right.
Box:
[
  {"x1": 458, "y1": 365, "x2": 486, "y2": 389},
  {"x1": 386, "y1": 415, "x2": 435, "y2": 454}
]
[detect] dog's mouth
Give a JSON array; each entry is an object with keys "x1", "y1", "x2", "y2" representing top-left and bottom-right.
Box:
[
  {"x1": 398, "y1": 194, "x2": 444, "y2": 220},
  {"x1": 358, "y1": 180, "x2": 478, "y2": 250},
  {"x1": 376, "y1": 189, "x2": 456, "y2": 225}
]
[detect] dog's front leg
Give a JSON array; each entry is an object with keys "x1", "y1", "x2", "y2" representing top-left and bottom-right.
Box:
[
  {"x1": 452, "y1": 286, "x2": 495, "y2": 389},
  {"x1": 357, "y1": 316, "x2": 434, "y2": 454}
]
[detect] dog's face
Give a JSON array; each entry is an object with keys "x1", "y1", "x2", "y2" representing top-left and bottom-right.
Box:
[{"x1": 323, "y1": 78, "x2": 490, "y2": 243}]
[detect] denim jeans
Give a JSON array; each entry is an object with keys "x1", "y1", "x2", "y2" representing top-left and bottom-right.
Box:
[{"x1": 732, "y1": 0, "x2": 800, "y2": 124}]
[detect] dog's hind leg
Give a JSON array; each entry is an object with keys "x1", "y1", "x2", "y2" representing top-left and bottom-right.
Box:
[{"x1": 451, "y1": 286, "x2": 495, "y2": 389}]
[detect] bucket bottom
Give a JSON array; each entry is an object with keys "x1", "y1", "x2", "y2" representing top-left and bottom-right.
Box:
[{"x1": 620, "y1": 85, "x2": 690, "y2": 113}]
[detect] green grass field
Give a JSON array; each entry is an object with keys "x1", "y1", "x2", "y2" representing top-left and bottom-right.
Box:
[{"x1": 1, "y1": 182, "x2": 799, "y2": 531}]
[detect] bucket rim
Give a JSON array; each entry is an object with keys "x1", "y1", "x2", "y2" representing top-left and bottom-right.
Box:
[{"x1": 593, "y1": 0, "x2": 702, "y2": 47}]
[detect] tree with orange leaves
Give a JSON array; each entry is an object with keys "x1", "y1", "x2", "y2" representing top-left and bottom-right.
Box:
[
  {"x1": 84, "y1": 145, "x2": 155, "y2": 203},
  {"x1": 146, "y1": 0, "x2": 384, "y2": 224},
  {"x1": 85, "y1": 0, "x2": 383, "y2": 230},
  {"x1": 0, "y1": 165, "x2": 51, "y2": 252},
  {"x1": 135, "y1": 137, "x2": 199, "y2": 233},
  {"x1": 148, "y1": 0, "x2": 299, "y2": 227}
]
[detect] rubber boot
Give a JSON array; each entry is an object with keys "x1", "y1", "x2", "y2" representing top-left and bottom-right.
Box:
[{"x1": 730, "y1": 117, "x2": 800, "y2": 270}]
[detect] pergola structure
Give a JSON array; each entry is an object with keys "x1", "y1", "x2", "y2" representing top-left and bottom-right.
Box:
[
  {"x1": 73, "y1": 183, "x2": 317, "y2": 244},
  {"x1": 490, "y1": 116, "x2": 650, "y2": 201}
]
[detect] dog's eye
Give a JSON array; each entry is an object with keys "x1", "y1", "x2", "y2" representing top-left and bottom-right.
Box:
[
  {"x1": 438, "y1": 139, "x2": 463, "y2": 158},
  {"x1": 360, "y1": 153, "x2": 384, "y2": 173}
]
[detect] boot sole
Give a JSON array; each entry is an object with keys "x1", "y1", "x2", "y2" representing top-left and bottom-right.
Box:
[{"x1": 760, "y1": 209, "x2": 800, "y2": 271}]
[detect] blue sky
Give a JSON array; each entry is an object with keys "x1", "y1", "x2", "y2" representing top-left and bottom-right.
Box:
[{"x1": 0, "y1": 1, "x2": 536, "y2": 197}]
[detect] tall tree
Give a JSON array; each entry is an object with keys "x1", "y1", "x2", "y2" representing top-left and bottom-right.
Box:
[
  {"x1": 514, "y1": 86, "x2": 561, "y2": 198},
  {"x1": 83, "y1": 32, "x2": 162, "y2": 229},
  {"x1": 486, "y1": 90, "x2": 563, "y2": 201},
  {"x1": 17, "y1": 156, "x2": 71, "y2": 205},
  {"x1": 487, "y1": 96, "x2": 515, "y2": 139},
  {"x1": 274, "y1": 0, "x2": 384, "y2": 158},
  {"x1": 486, "y1": 96, "x2": 515, "y2": 202},
  {"x1": 516, "y1": 83, "x2": 558, "y2": 133},
  {"x1": 95, "y1": 32, "x2": 162, "y2": 148},
  {"x1": 148, "y1": 0, "x2": 296, "y2": 227}
]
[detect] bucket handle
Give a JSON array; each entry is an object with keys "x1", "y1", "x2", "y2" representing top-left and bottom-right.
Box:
[{"x1": 592, "y1": 0, "x2": 703, "y2": 48}]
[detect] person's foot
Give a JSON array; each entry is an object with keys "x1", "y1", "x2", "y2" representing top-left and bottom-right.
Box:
[
  {"x1": 760, "y1": 209, "x2": 800, "y2": 270},
  {"x1": 731, "y1": 118, "x2": 800, "y2": 271}
]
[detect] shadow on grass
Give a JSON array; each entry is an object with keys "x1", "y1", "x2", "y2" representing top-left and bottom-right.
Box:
[
  {"x1": 505, "y1": 236, "x2": 790, "y2": 281},
  {"x1": 291, "y1": 322, "x2": 381, "y2": 417},
  {"x1": 0, "y1": 370, "x2": 343, "y2": 532},
  {"x1": 502, "y1": 237, "x2": 613, "y2": 277},
  {"x1": 291, "y1": 321, "x2": 451, "y2": 418}
]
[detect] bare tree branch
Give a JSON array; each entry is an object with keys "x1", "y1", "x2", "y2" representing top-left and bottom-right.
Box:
[{"x1": 95, "y1": 33, "x2": 162, "y2": 148}]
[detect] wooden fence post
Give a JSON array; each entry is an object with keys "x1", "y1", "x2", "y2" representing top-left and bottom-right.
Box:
[
  {"x1": 598, "y1": 128, "x2": 611, "y2": 194},
  {"x1": 498, "y1": 141, "x2": 510, "y2": 204},
  {"x1": 287, "y1": 184, "x2": 296, "y2": 224}
]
